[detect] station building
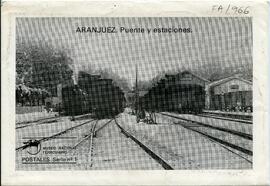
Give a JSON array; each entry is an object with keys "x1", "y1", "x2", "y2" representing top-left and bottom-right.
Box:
[{"x1": 205, "y1": 76, "x2": 252, "y2": 112}]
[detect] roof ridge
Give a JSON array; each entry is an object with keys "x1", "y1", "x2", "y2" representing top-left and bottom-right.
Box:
[{"x1": 208, "y1": 76, "x2": 252, "y2": 87}]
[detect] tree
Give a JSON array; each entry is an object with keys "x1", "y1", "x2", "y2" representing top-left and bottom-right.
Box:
[
  {"x1": 16, "y1": 45, "x2": 33, "y2": 85},
  {"x1": 16, "y1": 84, "x2": 50, "y2": 106},
  {"x1": 16, "y1": 43, "x2": 74, "y2": 96}
]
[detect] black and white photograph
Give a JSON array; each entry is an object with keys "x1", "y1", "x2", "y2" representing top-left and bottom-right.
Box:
[{"x1": 14, "y1": 17, "x2": 254, "y2": 170}]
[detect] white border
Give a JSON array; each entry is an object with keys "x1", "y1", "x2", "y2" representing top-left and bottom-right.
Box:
[{"x1": 1, "y1": 1, "x2": 269, "y2": 185}]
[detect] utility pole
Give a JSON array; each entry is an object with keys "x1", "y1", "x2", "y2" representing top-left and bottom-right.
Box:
[{"x1": 135, "y1": 64, "x2": 138, "y2": 116}]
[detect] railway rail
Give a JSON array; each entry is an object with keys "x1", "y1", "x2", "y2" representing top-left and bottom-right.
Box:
[
  {"x1": 16, "y1": 119, "x2": 96, "y2": 151},
  {"x1": 114, "y1": 118, "x2": 174, "y2": 170},
  {"x1": 71, "y1": 119, "x2": 115, "y2": 167},
  {"x1": 16, "y1": 115, "x2": 59, "y2": 125},
  {"x1": 198, "y1": 113, "x2": 252, "y2": 124},
  {"x1": 16, "y1": 117, "x2": 61, "y2": 129},
  {"x1": 16, "y1": 109, "x2": 252, "y2": 169},
  {"x1": 159, "y1": 113, "x2": 253, "y2": 158},
  {"x1": 16, "y1": 113, "x2": 96, "y2": 130},
  {"x1": 17, "y1": 116, "x2": 117, "y2": 169},
  {"x1": 202, "y1": 111, "x2": 252, "y2": 121},
  {"x1": 161, "y1": 113, "x2": 252, "y2": 140},
  {"x1": 72, "y1": 119, "x2": 114, "y2": 149}
]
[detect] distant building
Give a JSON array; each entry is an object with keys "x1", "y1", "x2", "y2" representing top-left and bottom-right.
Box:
[
  {"x1": 163, "y1": 71, "x2": 209, "y2": 88},
  {"x1": 205, "y1": 76, "x2": 252, "y2": 112},
  {"x1": 139, "y1": 71, "x2": 209, "y2": 112}
]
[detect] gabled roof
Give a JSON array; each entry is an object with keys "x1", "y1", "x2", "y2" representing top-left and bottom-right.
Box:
[
  {"x1": 208, "y1": 76, "x2": 252, "y2": 87},
  {"x1": 181, "y1": 70, "x2": 210, "y2": 83},
  {"x1": 164, "y1": 70, "x2": 210, "y2": 83}
]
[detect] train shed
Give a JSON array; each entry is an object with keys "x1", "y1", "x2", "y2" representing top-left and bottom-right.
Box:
[
  {"x1": 77, "y1": 71, "x2": 126, "y2": 117},
  {"x1": 140, "y1": 71, "x2": 209, "y2": 113},
  {"x1": 205, "y1": 76, "x2": 252, "y2": 112}
]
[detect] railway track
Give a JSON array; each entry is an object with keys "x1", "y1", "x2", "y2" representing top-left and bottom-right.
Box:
[
  {"x1": 114, "y1": 119, "x2": 174, "y2": 170},
  {"x1": 16, "y1": 113, "x2": 95, "y2": 130},
  {"x1": 17, "y1": 117, "x2": 116, "y2": 169},
  {"x1": 70, "y1": 119, "x2": 115, "y2": 167},
  {"x1": 17, "y1": 112, "x2": 252, "y2": 169},
  {"x1": 161, "y1": 113, "x2": 252, "y2": 140},
  {"x1": 198, "y1": 113, "x2": 252, "y2": 124},
  {"x1": 16, "y1": 116, "x2": 61, "y2": 129},
  {"x1": 72, "y1": 118, "x2": 114, "y2": 149},
  {"x1": 202, "y1": 111, "x2": 252, "y2": 120},
  {"x1": 16, "y1": 119, "x2": 96, "y2": 151},
  {"x1": 159, "y1": 113, "x2": 253, "y2": 159},
  {"x1": 16, "y1": 115, "x2": 59, "y2": 125}
]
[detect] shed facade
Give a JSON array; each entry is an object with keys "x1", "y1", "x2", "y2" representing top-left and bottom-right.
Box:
[
  {"x1": 140, "y1": 71, "x2": 209, "y2": 113},
  {"x1": 206, "y1": 77, "x2": 252, "y2": 112}
]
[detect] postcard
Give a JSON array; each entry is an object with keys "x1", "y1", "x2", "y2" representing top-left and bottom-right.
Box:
[{"x1": 1, "y1": 1, "x2": 269, "y2": 185}]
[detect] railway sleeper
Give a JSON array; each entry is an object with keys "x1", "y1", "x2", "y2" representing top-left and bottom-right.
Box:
[
  {"x1": 162, "y1": 113, "x2": 252, "y2": 140},
  {"x1": 114, "y1": 119, "x2": 173, "y2": 170},
  {"x1": 180, "y1": 124, "x2": 253, "y2": 156}
]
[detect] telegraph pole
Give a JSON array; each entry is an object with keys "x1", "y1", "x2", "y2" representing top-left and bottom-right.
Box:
[{"x1": 135, "y1": 64, "x2": 138, "y2": 116}]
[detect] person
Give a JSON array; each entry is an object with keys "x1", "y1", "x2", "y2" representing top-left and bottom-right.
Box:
[
  {"x1": 178, "y1": 103, "x2": 182, "y2": 113},
  {"x1": 136, "y1": 109, "x2": 146, "y2": 123},
  {"x1": 140, "y1": 109, "x2": 146, "y2": 119},
  {"x1": 236, "y1": 101, "x2": 242, "y2": 112}
]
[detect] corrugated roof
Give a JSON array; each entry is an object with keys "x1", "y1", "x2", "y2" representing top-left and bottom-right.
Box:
[
  {"x1": 208, "y1": 76, "x2": 252, "y2": 87},
  {"x1": 183, "y1": 70, "x2": 210, "y2": 82},
  {"x1": 165, "y1": 70, "x2": 210, "y2": 83}
]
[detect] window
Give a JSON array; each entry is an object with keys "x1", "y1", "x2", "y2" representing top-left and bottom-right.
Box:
[{"x1": 230, "y1": 84, "x2": 239, "y2": 90}]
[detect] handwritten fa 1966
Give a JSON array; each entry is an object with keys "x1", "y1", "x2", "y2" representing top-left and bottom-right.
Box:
[{"x1": 212, "y1": 5, "x2": 250, "y2": 15}]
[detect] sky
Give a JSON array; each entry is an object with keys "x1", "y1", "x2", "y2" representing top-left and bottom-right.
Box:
[{"x1": 16, "y1": 17, "x2": 252, "y2": 86}]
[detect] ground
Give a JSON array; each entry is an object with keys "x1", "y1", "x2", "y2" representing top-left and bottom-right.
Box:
[{"x1": 16, "y1": 109, "x2": 252, "y2": 170}]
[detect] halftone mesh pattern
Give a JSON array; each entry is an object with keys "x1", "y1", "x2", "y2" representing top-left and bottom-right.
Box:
[
  {"x1": 16, "y1": 17, "x2": 252, "y2": 170},
  {"x1": 16, "y1": 17, "x2": 252, "y2": 82}
]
